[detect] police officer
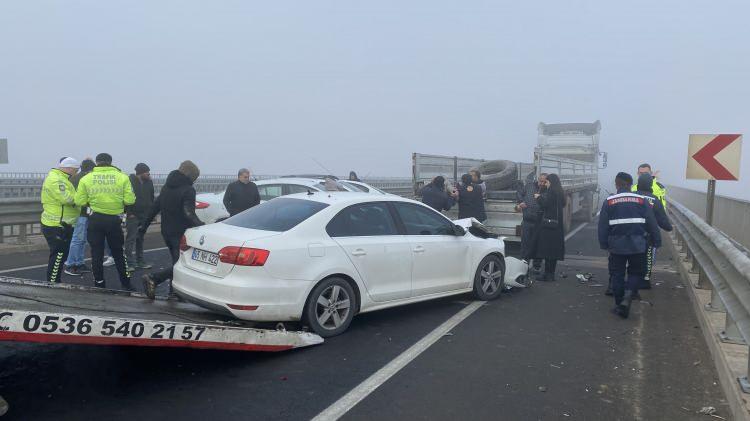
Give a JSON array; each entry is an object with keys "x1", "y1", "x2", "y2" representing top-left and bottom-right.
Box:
[
  {"x1": 632, "y1": 163, "x2": 667, "y2": 209},
  {"x1": 74, "y1": 153, "x2": 136, "y2": 290},
  {"x1": 636, "y1": 173, "x2": 673, "y2": 292},
  {"x1": 598, "y1": 172, "x2": 661, "y2": 318},
  {"x1": 41, "y1": 157, "x2": 81, "y2": 283}
]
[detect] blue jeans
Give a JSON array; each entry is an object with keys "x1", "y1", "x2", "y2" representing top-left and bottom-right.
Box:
[{"x1": 65, "y1": 216, "x2": 88, "y2": 267}]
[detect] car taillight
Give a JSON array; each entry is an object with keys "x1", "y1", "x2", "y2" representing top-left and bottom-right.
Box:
[
  {"x1": 179, "y1": 235, "x2": 189, "y2": 252},
  {"x1": 195, "y1": 201, "x2": 210, "y2": 209},
  {"x1": 218, "y1": 246, "x2": 270, "y2": 266}
]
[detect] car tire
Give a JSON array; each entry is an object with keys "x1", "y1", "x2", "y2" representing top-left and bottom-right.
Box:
[
  {"x1": 304, "y1": 277, "x2": 356, "y2": 338},
  {"x1": 473, "y1": 255, "x2": 505, "y2": 300}
]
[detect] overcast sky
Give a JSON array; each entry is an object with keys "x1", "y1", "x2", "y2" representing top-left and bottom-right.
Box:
[{"x1": 1, "y1": 1, "x2": 748, "y2": 199}]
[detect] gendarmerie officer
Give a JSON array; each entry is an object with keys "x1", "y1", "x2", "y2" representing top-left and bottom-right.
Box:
[{"x1": 598, "y1": 172, "x2": 661, "y2": 318}]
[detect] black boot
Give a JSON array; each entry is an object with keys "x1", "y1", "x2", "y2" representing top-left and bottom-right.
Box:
[
  {"x1": 121, "y1": 278, "x2": 136, "y2": 292},
  {"x1": 616, "y1": 290, "x2": 634, "y2": 319},
  {"x1": 638, "y1": 279, "x2": 652, "y2": 290},
  {"x1": 604, "y1": 279, "x2": 613, "y2": 296},
  {"x1": 94, "y1": 279, "x2": 105, "y2": 289}
]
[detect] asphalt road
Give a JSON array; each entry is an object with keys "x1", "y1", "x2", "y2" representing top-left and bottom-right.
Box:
[{"x1": 0, "y1": 223, "x2": 730, "y2": 420}]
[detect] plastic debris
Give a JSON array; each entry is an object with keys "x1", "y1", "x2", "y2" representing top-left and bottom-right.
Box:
[
  {"x1": 538, "y1": 386, "x2": 547, "y2": 392},
  {"x1": 698, "y1": 407, "x2": 716, "y2": 415},
  {"x1": 550, "y1": 364, "x2": 562, "y2": 369},
  {"x1": 576, "y1": 274, "x2": 588, "y2": 282},
  {"x1": 588, "y1": 283, "x2": 604, "y2": 287},
  {"x1": 444, "y1": 332, "x2": 454, "y2": 337}
]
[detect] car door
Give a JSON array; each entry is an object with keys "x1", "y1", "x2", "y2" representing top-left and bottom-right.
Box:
[
  {"x1": 327, "y1": 202, "x2": 412, "y2": 302},
  {"x1": 391, "y1": 202, "x2": 471, "y2": 296}
]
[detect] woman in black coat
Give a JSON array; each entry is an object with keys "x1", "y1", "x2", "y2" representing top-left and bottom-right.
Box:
[
  {"x1": 457, "y1": 173, "x2": 487, "y2": 222},
  {"x1": 527, "y1": 173, "x2": 566, "y2": 281}
]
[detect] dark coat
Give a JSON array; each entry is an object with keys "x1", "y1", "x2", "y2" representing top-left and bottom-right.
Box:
[
  {"x1": 597, "y1": 189, "x2": 661, "y2": 255},
  {"x1": 223, "y1": 180, "x2": 261, "y2": 216},
  {"x1": 70, "y1": 170, "x2": 91, "y2": 217},
  {"x1": 420, "y1": 184, "x2": 455, "y2": 212},
  {"x1": 143, "y1": 170, "x2": 204, "y2": 238},
  {"x1": 516, "y1": 180, "x2": 541, "y2": 222},
  {"x1": 126, "y1": 174, "x2": 155, "y2": 218},
  {"x1": 525, "y1": 190, "x2": 565, "y2": 260},
  {"x1": 457, "y1": 183, "x2": 486, "y2": 221},
  {"x1": 637, "y1": 190, "x2": 672, "y2": 232}
]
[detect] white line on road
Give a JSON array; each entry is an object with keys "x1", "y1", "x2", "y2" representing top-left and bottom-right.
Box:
[
  {"x1": 0, "y1": 247, "x2": 169, "y2": 274},
  {"x1": 314, "y1": 221, "x2": 592, "y2": 420},
  {"x1": 312, "y1": 301, "x2": 486, "y2": 421}
]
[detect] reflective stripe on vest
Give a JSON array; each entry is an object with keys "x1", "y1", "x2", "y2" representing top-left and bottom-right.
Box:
[{"x1": 609, "y1": 217, "x2": 646, "y2": 225}]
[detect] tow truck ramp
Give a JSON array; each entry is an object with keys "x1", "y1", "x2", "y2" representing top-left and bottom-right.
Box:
[{"x1": 0, "y1": 276, "x2": 323, "y2": 351}]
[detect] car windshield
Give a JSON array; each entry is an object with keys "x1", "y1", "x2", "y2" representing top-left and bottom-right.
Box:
[{"x1": 223, "y1": 198, "x2": 329, "y2": 232}]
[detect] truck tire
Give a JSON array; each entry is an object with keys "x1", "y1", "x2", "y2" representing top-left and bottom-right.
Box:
[{"x1": 477, "y1": 160, "x2": 518, "y2": 191}]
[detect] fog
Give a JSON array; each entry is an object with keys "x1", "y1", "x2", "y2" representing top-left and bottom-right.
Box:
[{"x1": 1, "y1": 1, "x2": 748, "y2": 199}]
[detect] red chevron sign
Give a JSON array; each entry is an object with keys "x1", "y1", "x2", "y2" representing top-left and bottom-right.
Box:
[{"x1": 687, "y1": 134, "x2": 742, "y2": 180}]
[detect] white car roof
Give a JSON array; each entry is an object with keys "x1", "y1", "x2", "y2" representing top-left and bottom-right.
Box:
[
  {"x1": 255, "y1": 178, "x2": 325, "y2": 187},
  {"x1": 281, "y1": 191, "x2": 415, "y2": 207}
]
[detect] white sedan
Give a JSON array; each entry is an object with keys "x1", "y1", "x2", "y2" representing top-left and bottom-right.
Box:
[
  {"x1": 173, "y1": 193, "x2": 526, "y2": 337},
  {"x1": 195, "y1": 177, "x2": 385, "y2": 224}
]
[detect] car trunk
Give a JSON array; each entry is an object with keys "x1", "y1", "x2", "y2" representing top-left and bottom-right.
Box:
[{"x1": 183, "y1": 223, "x2": 280, "y2": 278}]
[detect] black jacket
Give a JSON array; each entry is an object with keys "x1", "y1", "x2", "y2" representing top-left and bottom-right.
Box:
[
  {"x1": 143, "y1": 170, "x2": 204, "y2": 238},
  {"x1": 70, "y1": 170, "x2": 90, "y2": 217},
  {"x1": 223, "y1": 180, "x2": 261, "y2": 216},
  {"x1": 420, "y1": 184, "x2": 455, "y2": 212},
  {"x1": 637, "y1": 190, "x2": 672, "y2": 232},
  {"x1": 457, "y1": 183, "x2": 486, "y2": 221},
  {"x1": 126, "y1": 174, "x2": 155, "y2": 218},
  {"x1": 524, "y1": 191, "x2": 565, "y2": 260},
  {"x1": 516, "y1": 180, "x2": 541, "y2": 222}
]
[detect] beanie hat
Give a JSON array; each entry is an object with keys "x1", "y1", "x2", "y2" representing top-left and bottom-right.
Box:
[
  {"x1": 95, "y1": 153, "x2": 113, "y2": 165},
  {"x1": 59, "y1": 157, "x2": 80, "y2": 169},
  {"x1": 135, "y1": 163, "x2": 150, "y2": 175},
  {"x1": 178, "y1": 160, "x2": 200, "y2": 182},
  {"x1": 637, "y1": 173, "x2": 653, "y2": 193}
]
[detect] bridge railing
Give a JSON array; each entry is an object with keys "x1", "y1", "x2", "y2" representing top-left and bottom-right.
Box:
[{"x1": 668, "y1": 197, "x2": 750, "y2": 393}]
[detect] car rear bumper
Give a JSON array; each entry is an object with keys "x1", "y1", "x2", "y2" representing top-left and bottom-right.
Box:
[{"x1": 172, "y1": 262, "x2": 312, "y2": 322}]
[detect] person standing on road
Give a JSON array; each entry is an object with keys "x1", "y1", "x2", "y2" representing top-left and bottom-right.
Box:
[
  {"x1": 124, "y1": 163, "x2": 154, "y2": 271},
  {"x1": 420, "y1": 176, "x2": 458, "y2": 213},
  {"x1": 599, "y1": 172, "x2": 661, "y2": 319},
  {"x1": 469, "y1": 169, "x2": 487, "y2": 198},
  {"x1": 64, "y1": 158, "x2": 95, "y2": 276},
  {"x1": 457, "y1": 173, "x2": 487, "y2": 222},
  {"x1": 141, "y1": 160, "x2": 204, "y2": 299},
  {"x1": 635, "y1": 172, "x2": 672, "y2": 292},
  {"x1": 518, "y1": 172, "x2": 547, "y2": 275},
  {"x1": 632, "y1": 163, "x2": 667, "y2": 209},
  {"x1": 526, "y1": 173, "x2": 565, "y2": 282},
  {"x1": 222, "y1": 168, "x2": 260, "y2": 216},
  {"x1": 74, "y1": 153, "x2": 136, "y2": 290},
  {"x1": 41, "y1": 157, "x2": 81, "y2": 283}
]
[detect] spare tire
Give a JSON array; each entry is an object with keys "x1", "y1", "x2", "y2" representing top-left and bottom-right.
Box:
[{"x1": 477, "y1": 160, "x2": 518, "y2": 191}]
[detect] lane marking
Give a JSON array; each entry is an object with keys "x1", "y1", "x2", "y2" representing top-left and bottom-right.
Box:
[
  {"x1": 0, "y1": 247, "x2": 168, "y2": 274},
  {"x1": 312, "y1": 301, "x2": 485, "y2": 421},
  {"x1": 315, "y1": 220, "x2": 592, "y2": 420},
  {"x1": 565, "y1": 223, "x2": 588, "y2": 241}
]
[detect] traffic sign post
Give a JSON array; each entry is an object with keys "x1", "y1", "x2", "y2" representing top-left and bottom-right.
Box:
[{"x1": 686, "y1": 134, "x2": 743, "y2": 226}]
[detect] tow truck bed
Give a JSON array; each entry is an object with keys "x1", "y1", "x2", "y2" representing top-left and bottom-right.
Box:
[{"x1": 0, "y1": 276, "x2": 322, "y2": 351}]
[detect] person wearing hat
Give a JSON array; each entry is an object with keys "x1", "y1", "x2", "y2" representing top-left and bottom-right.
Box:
[
  {"x1": 41, "y1": 157, "x2": 81, "y2": 283},
  {"x1": 598, "y1": 172, "x2": 661, "y2": 319},
  {"x1": 140, "y1": 160, "x2": 204, "y2": 299},
  {"x1": 74, "y1": 153, "x2": 136, "y2": 290},
  {"x1": 124, "y1": 162, "x2": 154, "y2": 271}
]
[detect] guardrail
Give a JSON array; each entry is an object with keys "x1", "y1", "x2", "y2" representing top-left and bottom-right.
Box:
[
  {"x1": 668, "y1": 198, "x2": 750, "y2": 392},
  {"x1": 0, "y1": 177, "x2": 413, "y2": 243}
]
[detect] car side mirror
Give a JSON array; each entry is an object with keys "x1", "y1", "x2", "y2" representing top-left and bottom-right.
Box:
[{"x1": 453, "y1": 224, "x2": 466, "y2": 236}]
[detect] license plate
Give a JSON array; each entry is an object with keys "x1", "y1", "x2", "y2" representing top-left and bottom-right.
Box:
[{"x1": 192, "y1": 249, "x2": 219, "y2": 266}]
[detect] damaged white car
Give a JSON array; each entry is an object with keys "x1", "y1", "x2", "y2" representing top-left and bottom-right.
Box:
[{"x1": 173, "y1": 193, "x2": 530, "y2": 337}]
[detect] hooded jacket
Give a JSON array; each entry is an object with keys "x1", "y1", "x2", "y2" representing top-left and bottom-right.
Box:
[
  {"x1": 143, "y1": 170, "x2": 204, "y2": 238},
  {"x1": 126, "y1": 174, "x2": 155, "y2": 218},
  {"x1": 420, "y1": 183, "x2": 455, "y2": 212}
]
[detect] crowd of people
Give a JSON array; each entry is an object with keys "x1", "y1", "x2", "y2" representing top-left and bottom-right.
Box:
[
  {"x1": 40, "y1": 154, "x2": 264, "y2": 299},
  {"x1": 420, "y1": 162, "x2": 671, "y2": 319}
]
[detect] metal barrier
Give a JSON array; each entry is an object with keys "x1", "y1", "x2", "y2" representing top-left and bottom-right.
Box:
[{"x1": 668, "y1": 198, "x2": 750, "y2": 392}]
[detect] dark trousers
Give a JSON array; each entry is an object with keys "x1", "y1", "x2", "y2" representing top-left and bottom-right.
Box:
[
  {"x1": 88, "y1": 213, "x2": 130, "y2": 287},
  {"x1": 545, "y1": 259, "x2": 557, "y2": 274},
  {"x1": 42, "y1": 225, "x2": 74, "y2": 283},
  {"x1": 151, "y1": 234, "x2": 182, "y2": 286},
  {"x1": 124, "y1": 215, "x2": 145, "y2": 263},
  {"x1": 609, "y1": 253, "x2": 647, "y2": 305}
]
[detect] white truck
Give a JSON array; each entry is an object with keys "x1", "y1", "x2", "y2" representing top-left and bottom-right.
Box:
[{"x1": 413, "y1": 121, "x2": 604, "y2": 242}]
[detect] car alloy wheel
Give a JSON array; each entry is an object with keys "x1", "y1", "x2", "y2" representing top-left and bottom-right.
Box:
[
  {"x1": 316, "y1": 285, "x2": 351, "y2": 330},
  {"x1": 305, "y1": 277, "x2": 356, "y2": 337},
  {"x1": 473, "y1": 255, "x2": 505, "y2": 300}
]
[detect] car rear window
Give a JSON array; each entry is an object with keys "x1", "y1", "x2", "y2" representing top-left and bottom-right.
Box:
[{"x1": 223, "y1": 198, "x2": 329, "y2": 232}]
